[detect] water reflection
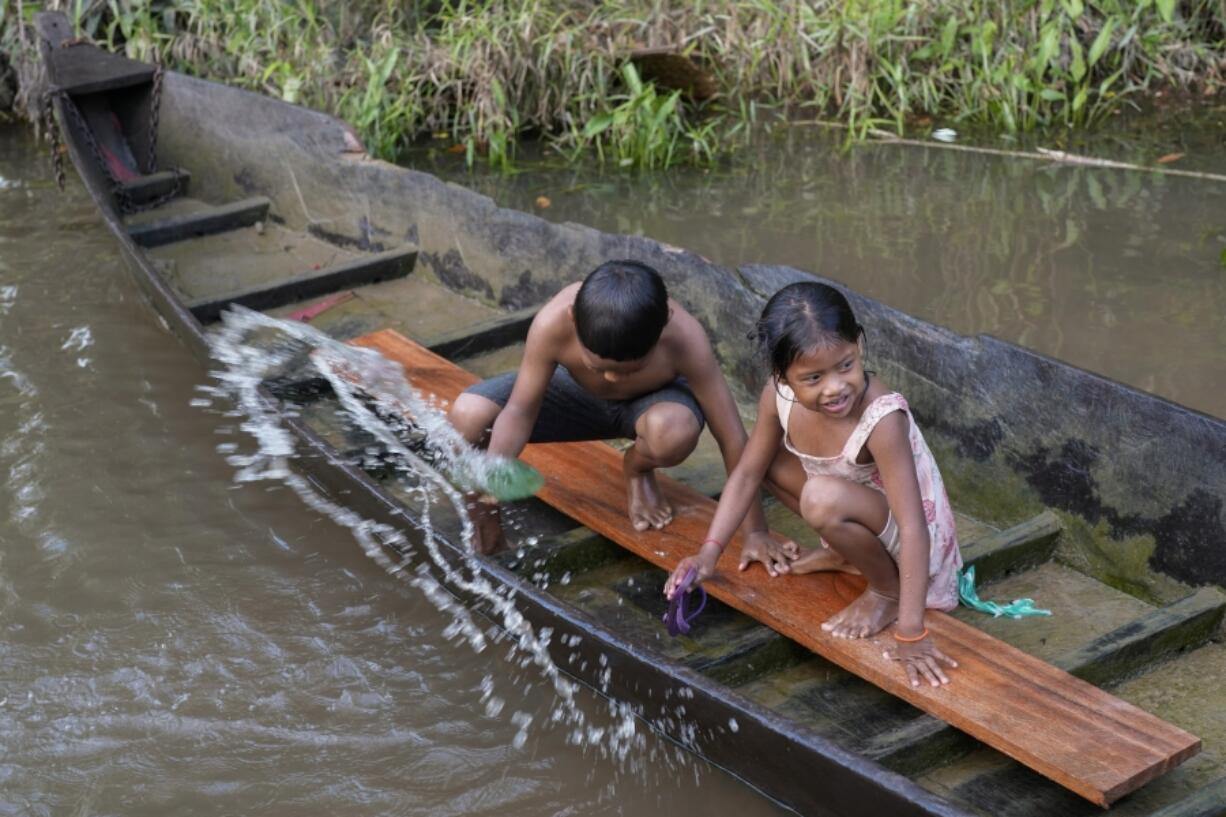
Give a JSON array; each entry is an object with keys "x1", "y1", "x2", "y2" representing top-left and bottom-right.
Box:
[{"x1": 414, "y1": 125, "x2": 1226, "y2": 418}]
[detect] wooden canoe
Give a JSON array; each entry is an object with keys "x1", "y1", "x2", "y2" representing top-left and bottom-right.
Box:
[{"x1": 34, "y1": 13, "x2": 1226, "y2": 816}]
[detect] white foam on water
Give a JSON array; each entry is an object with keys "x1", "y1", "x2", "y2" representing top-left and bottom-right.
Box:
[
  {"x1": 1, "y1": 347, "x2": 47, "y2": 532},
  {"x1": 59, "y1": 327, "x2": 93, "y2": 370},
  {"x1": 202, "y1": 307, "x2": 719, "y2": 777},
  {"x1": 0, "y1": 342, "x2": 77, "y2": 607},
  {"x1": 61, "y1": 326, "x2": 93, "y2": 353}
]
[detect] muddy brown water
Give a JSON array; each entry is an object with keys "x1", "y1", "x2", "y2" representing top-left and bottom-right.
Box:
[
  {"x1": 0, "y1": 124, "x2": 789, "y2": 815},
  {"x1": 415, "y1": 125, "x2": 1226, "y2": 420}
]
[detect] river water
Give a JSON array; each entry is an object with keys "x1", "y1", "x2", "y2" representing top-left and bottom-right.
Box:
[{"x1": 0, "y1": 124, "x2": 788, "y2": 815}]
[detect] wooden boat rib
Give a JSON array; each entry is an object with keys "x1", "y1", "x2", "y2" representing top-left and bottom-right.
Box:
[{"x1": 34, "y1": 13, "x2": 1226, "y2": 816}]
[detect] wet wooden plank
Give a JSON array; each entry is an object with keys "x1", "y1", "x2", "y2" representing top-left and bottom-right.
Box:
[
  {"x1": 426, "y1": 305, "x2": 539, "y2": 360},
  {"x1": 351, "y1": 328, "x2": 1202, "y2": 807},
  {"x1": 128, "y1": 196, "x2": 270, "y2": 248},
  {"x1": 960, "y1": 510, "x2": 1062, "y2": 584},
  {"x1": 187, "y1": 247, "x2": 416, "y2": 323},
  {"x1": 493, "y1": 527, "x2": 625, "y2": 581}
]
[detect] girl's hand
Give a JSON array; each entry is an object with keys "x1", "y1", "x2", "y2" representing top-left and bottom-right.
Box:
[
  {"x1": 739, "y1": 531, "x2": 797, "y2": 577},
  {"x1": 884, "y1": 636, "x2": 958, "y2": 688},
  {"x1": 664, "y1": 541, "x2": 721, "y2": 600}
]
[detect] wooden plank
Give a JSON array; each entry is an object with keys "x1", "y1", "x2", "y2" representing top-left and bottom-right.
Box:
[
  {"x1": 864, "y1": 586, "x2": 1226, "y2": 773},
  {"x1": 49, "y1": 43, "x2": 155, "y2": 96},
  {"x1": 351, "y1": 328, "x2": 1201, "y2": 807},
  {"x1": 187, "y1": 247, "x2": 416, "y2": 323},
  {"x1": 960, "y1": 510, "x2": 1062, "y2": 584},
  {"x1": 120, "y1": 169, "x2": 190, "y2": 206},
  {"x1": 1059, "y1": 586, "x2": 1226, "y2": 686},
  {"x1": 1150, "y1": 776, "x2": 1226, "y2": 817},
  {"x1": 426, "y1": 305, "x2": 539, "y2": 359},
  {"x1": 493, "y1": 527, "x2": 625, "y2": 580},
  {"x1": 128, "y1": 197, "x2": 271, "y2": 248}
]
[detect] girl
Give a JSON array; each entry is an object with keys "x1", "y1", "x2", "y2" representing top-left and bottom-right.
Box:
[{"x1": 664, "y1": 282, "x2": 963, "y2": 688}]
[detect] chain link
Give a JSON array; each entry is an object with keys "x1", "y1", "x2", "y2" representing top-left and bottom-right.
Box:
[
  {"x1": 42, "y1": 90, "x2": 66, "y2": 192},
  {"x1": 146, "y1": 64, "x2": 162, "y2": 174}
]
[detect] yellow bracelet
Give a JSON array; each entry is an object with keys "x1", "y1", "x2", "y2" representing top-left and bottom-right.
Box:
[{"x1": 893, "y1": 627, "x2": 929, "y2": 643}]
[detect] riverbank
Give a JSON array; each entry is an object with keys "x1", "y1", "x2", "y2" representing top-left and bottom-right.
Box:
[{"x1": 3, "y1": 0, "x2": 1225, "y2": 167}]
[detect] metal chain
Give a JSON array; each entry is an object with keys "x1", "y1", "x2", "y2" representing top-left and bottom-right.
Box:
[
  {"x1": 146, "y1": 64, "x2": 162, "y2": 174},
  {"x1": 42, "y1": 90, "x2": 66, "y2": 192},
  {"x1": 134, "y1": 61, "x2": 183, "y2": 212}
]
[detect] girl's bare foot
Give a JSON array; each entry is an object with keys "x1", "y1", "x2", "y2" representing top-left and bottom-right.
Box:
[
  {"x1": 790, "y1": 546, "x2": 861, "y2": 576},
  {"x1": 624, "y1": 464, "x2": 673, "y2": 531},
  {"x1": 821, "y1": 588, "x2": 898, "y2": 638}
]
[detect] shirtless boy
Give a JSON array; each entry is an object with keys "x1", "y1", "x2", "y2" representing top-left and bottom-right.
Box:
[{"x1": 449, "y1": 259, "x2": 791, "y2": 567}]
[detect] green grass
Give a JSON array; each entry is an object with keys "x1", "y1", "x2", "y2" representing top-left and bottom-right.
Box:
[{"x1": 2, "y1": 0, "x2": 1224, "y2": 167}]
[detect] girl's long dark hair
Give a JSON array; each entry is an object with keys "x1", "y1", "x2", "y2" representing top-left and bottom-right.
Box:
[{"x1": 753, "y1": 282, "x2": 864, "y2": 378}]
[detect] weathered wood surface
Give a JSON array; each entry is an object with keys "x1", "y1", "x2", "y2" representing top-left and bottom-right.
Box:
[
  {"x1": 128, "y1": 197, "x2": 271, "y2": 248},
  {"x1": 48, "y1": 40, "x2": 155, "y2": 95},
  {"x1": 426, "y1": 305, "x2": 539, "y2": 359},
  {"x1": 187, "y1": 246, "x2": 416, "y2": 323},
  {"x1": 351, "y1": 328, "x2": 1201, "y2": 806},
  {"x1": 120, "y1": 170, "x2": 190, "y2": 206}
]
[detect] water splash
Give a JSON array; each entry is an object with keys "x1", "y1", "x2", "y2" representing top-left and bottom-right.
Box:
[
  {"x1": 1, "y1": 344, "x2": 47, "y2": 532},
  {"x1": 61, "y1": 326, "x2": 93, "y2": 369},
  {"x1": 201, "y1": 307, "x2": 717, "y2": 774},
  {"x1": 61, "y1": 326, "x2": 93, "y2": 352}
]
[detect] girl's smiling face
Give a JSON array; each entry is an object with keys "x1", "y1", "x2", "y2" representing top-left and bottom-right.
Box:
[{"x1": 782, "y1": 339, "x2": 867, "y2": 418}]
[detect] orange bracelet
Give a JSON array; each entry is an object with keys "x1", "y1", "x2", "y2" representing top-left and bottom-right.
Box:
[
  {"x1": 893, "y1": 628, "x2": 929, "y2": 643},
  {"x1": 701, "y1": 538, "x2": 725, "y2": 551}
]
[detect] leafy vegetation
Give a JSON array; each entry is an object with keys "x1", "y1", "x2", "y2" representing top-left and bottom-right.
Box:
[{"x1": 2, "y1": 0, "x2": 1223, "y2": 167}]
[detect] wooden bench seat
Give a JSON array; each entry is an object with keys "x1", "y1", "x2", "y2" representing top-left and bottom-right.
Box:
[{"x1": 350, "y1": 328, "x2": 1200, "y2": 807}]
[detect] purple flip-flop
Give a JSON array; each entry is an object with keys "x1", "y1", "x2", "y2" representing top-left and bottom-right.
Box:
[{"x1": 663, "y1": 566, "x2": 708, "y2": 637}]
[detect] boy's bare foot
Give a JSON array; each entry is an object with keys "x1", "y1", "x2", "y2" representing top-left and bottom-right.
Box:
[
  {"x1": 790, "y1": 546, "x2": 861, "y2": 576},
  {"x1": 624, "y1": 461, "x2": 673, "y2": 531},
  {"x1": 821, "y1": 588, "x2": 898, "y2": 638}
]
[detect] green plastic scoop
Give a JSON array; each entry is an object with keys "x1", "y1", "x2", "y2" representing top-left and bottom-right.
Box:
[{"x1": 449, "y1": 453, "x2": 545, "y2": 502}]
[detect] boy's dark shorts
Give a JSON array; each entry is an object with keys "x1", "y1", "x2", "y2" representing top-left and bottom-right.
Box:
[{"x1": 464, "y1": 366, "x2": 705, "y2": 443}]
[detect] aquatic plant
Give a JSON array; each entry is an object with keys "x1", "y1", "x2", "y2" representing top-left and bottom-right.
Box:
[
  {"x1": 2, "y1": 0, "x2": 1223, "y2": 166},
  {"x1": 563, "y1": 62, "x2": 721, "y2": 169}
]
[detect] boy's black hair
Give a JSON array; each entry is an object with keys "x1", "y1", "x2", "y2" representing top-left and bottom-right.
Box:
[
  {"x1": 753, "y1": 282, "x2": 864, "y2": 378},
  {"x1": 573, "y1": 260, "x2": 669, "y2": 361}
]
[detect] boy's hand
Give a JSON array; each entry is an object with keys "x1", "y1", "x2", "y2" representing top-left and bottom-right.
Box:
[
  {"x1": 883, "y1": 636, "x2": 958, "y2": 688},
  {"x1": 664, "y1": 540, "x2": 721, "y2": 599},
  {"x1": 739, "y1": 531, "x2": 797, "y2": 577}
]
